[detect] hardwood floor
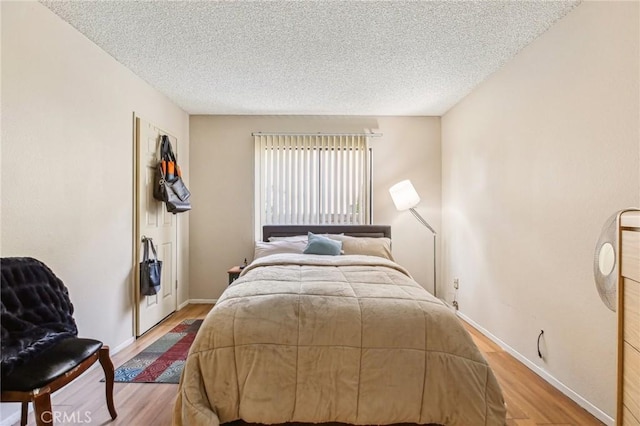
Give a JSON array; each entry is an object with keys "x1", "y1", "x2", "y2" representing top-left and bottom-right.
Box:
[
  {"x1": 13, "y1": 304, "x2": 605, "y2": 426},
  {"x1": 462, "y1": 323, "x2": 605, "y2": 426}
]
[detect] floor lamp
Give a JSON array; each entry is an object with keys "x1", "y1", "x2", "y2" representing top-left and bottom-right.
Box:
[{"x1": 389, "y1": 179, "x2": 437, "y2": 298}]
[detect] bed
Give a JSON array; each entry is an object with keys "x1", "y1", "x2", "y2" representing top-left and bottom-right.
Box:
[{"x1": 174, "y1": 225, "x2": 506, "y2": 426}]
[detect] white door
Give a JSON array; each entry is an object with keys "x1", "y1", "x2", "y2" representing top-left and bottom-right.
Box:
[{"x1": 135, "y1": 116, "x2": 178, "y2": 336}]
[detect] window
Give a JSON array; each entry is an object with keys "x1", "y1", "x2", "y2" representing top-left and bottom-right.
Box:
[{"x1": 254, "y1": 133, "x2": 372, "y2": 235}]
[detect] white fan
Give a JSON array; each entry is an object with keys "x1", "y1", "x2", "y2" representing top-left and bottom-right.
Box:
[{"x1": 593, "y1": 212, "x2": 619, "y2": 311}]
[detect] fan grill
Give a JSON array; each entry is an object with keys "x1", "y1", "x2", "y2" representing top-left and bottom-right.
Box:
[{"x1": 593, "y1": 212, "x2": 618, "y2": 312}]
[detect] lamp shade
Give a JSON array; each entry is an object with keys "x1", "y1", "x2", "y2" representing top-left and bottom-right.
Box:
[{"x1": 389, "y1": 179, "x2": 420, "y2": 211}]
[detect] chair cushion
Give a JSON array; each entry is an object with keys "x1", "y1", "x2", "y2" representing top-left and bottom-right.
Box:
[{"x1": 1, "y1": 338, "x2": 102, "y2": 392}]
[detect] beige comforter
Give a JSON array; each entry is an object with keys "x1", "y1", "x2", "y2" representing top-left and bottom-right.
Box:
[{"x1": 174, "y1": 254, "x2": 506, "y2": 426}]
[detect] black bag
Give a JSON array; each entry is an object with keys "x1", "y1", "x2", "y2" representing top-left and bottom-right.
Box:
[
  {"x1": 157, "y1": 165, "x2": 192, "y2": 214},
  {"x1": 153, "y1": 135, "x2": 191, "y2": 214},
  {"x1": 140, "y1": 237, "x2": 162, "y2": 296}
]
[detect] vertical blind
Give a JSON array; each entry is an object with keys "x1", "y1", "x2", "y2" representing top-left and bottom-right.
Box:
[{"x1": 254, "y1": 134, "x2": 371, "y2": 229}]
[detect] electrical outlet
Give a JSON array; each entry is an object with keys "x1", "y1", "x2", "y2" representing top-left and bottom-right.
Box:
[{"x1": 453, "y1": 278, "x2": 459, "y2": 289}]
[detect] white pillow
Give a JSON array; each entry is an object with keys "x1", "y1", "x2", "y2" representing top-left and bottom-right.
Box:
[
  {"x1": 268, "y1": 235, "x2": 308, "y2": 242},
  {"x1": 268, "y1": 233, "x2": 344, "y2": 242},
  {"x1": 327, "y1": 235, "x2": 394, "y2": 260},
  {"x1": 254, "y1": 240, "x2": 306, "y2": 260}
]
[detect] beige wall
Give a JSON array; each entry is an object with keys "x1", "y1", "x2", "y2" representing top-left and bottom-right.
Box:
[
  {"x1": 441, "y1": 1, "x2": 639, "y2": 422},
  {"x1": 1, "y1": 0, "x2": 190, "y2": 402},
  {"x1": 189, "y1": 116, "x2": 441, "y2": 300}
]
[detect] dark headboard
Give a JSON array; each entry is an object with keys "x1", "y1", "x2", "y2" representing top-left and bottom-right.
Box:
[{"x1": 263, "y1": 225, "x2": 391, "y2": 242}]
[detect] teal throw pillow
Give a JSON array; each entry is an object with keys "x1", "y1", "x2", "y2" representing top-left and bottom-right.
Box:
[{"x1": 303, "y1": 232, "x2": 342, "y2": 256}]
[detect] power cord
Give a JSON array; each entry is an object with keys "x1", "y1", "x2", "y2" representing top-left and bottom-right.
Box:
[{"x1": 537, "y1": 330, "x2": 544, "y2": 358}]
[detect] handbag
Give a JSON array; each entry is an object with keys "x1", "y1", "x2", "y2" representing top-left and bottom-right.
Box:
[
  {"x1": 153, "y1": 135, "x2": 191, "y2": 214},
  {"x1": 140, "y1": 237, "x2": 162, "y2": 296},
  {"x1": 157, "y1": 164, "x2": 191, "y2": 214}
]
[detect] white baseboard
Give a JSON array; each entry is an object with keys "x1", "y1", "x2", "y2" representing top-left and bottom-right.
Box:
[
  {"x1": 457, "y1": 311, "x2": 614, "y2": 426},
  {"x1": 111, "y1": 336, "x2": 135, "y2": 355},
  {"x1": 185, "y1": 298, "x2": 217, "y2": 305},
  {"x1": 179, "y1": 299, "x2": 217, "y2": 310}
]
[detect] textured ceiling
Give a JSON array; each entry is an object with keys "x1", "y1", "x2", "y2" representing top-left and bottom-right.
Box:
[{"x1": 41, "y1": 1, "x2": 579, "y2": 116}]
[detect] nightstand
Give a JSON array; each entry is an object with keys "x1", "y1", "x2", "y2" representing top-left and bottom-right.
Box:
[{"x1": 227, "y1": 266, "x2": 242, "y2": 285}]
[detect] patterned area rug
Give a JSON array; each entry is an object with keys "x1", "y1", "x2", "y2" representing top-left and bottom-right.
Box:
[{"x1": 113, "y1": 319, "x2": 202, "y2": 384}]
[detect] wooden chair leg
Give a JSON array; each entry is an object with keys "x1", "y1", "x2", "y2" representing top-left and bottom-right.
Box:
[
  {"x1": 98, "y1": 346, "x2": 118, "y2": 420},
  {"x1": 20, "y1": 402, "x2": 28, "y2": 426},
  {"x1": 32, "y1": 390, "x2": 52, "y2": 426}
]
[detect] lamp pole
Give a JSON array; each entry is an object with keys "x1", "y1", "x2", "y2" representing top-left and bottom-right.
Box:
[
  {"x1": 389, "y1": 180, "x2": 438, "y2": 299},
  {"x1": 409, "y1": 207, "x2": 437, "y2": 298}
]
